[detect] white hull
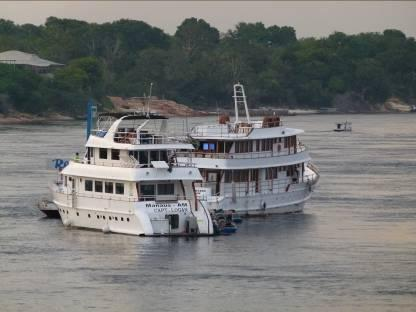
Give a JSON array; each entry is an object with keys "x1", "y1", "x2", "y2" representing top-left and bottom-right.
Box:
[
  {"x1": 200, "y1": 185, "x2": 312, "y2": 215},
  {"x1": 53, "y1": 191, "x2": 213, "y2": 236}
]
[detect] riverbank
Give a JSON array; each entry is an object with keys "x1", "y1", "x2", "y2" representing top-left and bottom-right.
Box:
[{"x1": 0, "y1": 112, "x2": 74, "y2": 125}]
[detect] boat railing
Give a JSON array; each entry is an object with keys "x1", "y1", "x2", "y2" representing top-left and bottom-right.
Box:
[
  {"x1": 53, "y1": 189, "x2": 189, "y2": 202},
  {"x1": 195, "y1": 172, "x2": 317, "y2": 199},
  {"x1": 81, "y1": 157, "x2": 196, "y2": 169},
  {"x1": 177, "y1": 144, "x2": 307, "y2": 160},
  {"x1": 113, "y1": 131, "x2": 178, "y2": 145}
]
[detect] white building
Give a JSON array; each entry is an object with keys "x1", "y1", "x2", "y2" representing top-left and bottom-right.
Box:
[{"x1": 0, "y1": 50, "x2": 63, "y2": 73}]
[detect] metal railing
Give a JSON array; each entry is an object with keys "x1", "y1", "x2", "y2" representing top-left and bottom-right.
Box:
[
  {"x1": 195, "y1": 173, "x2": 318, "y2": 199},
  {"x1": 190, "y1": 120, "x2": 285, "y2": 138},
  {"x1": 177, "y1": 144, "x2": 307, "y2": 160},
  {"x1": 53, "y1": 188, "x2": 189, "y2": 203}
]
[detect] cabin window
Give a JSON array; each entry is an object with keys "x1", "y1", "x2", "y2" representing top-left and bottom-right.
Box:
[
  {"x1": 99, "y1": 148, "x2": 108, "y2": 159},
  {"x1": 284, "y1": 137, "x2": 288, "y2": 148},
  {"x1": 140, "y1": 184, "x2": 155, "y2": 200},
  {"x1": 115, "y1": 183, "x2": 124, "y2": 195},
  {"x1": 85, "y1": 180, "x2": 93, "y2": 191},
  {"x1": 139, "y1": 151, "x2": 149, "y2": 167},
  {"x1": 160, "y1": 151, "x2": 168, "y2": 162},
  {"x1": 224, "y1": 171, "x2": 232, "y2": 183},
  {"x1": 266, "y1": 168, "x2": 278, "y2": 180},
  {"x1": 111, "y1": 149, "x2": 120, "y2": 160},
  {"x1": 157, "y1": 183, "x2": 175, "y2": 195},
  {"x1": 150, "y1": 150, "x2": 159, "y2": 162},
  {"x1": 166, "y1": 214, "x2": 179, "y2": 229},
  {"x1": 95, "y1": 181, "x2": 103, "y2": 192},
  {"x1": 202, "y1": 142, "x2": 216, "y2": 152},
  {"x1": 105, "y1": 182, "x2": 114, "y2": 194},
  {"x1": 233, "y1": 170, "x2": 249, "y2": 182}
]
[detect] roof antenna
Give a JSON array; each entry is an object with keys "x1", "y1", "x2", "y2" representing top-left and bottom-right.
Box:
[{"x1": 146, "y1": 82, "x2": 153, "y2": 118}]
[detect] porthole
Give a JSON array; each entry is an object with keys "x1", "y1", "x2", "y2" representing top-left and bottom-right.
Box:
[
  {"x1": 66, "y1": 210, "x2": 69, "y2": 214},
  {"x1": 115, "y1": 217, "x2": 118, "y2": 221},
  {"x1": 127, "y1": 218, "x2": 130, "y2": 222},
  {"x1": 121, "y1": 217, "x2": 124, "y2": 221},
  {"x1": 88, "y1": 214, "x2": 91, "y2": 218},
  {"x1": 76, "y1": 212, "x2": 79, "y2": 216},
  {"x1": 109, "y1": 217, "x2": 112, "y2": 220},
  {"x1": 97, "y1": 215, "x2": 99, "y2": 219},
  {"x1": 103, "y1": 216, "x2": 106, "y2": 220}
]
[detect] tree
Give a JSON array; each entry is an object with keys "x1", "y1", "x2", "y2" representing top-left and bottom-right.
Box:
[{"x1": 174, "y1": 18, "x2": 219, "y2": 57}]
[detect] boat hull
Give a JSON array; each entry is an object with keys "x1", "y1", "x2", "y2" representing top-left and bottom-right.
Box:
[{"x1": 52, "y1": 191, "x2": 213, "y2": 236}]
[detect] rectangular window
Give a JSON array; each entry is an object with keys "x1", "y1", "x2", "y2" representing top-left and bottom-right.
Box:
[
  {"x1": 115, "y1": 183, "x2": 124, "y2": 195},
  {"x1": 150, "y1": 150, "x2": 159, "y2": 162},
  {"x1": 94, "y1": 180, "x2": 103, "y2": 192},
  {"x1": 224, "y1": 171, "x2": 232, "y2": 183},
  {"x1": 265, "y1": 168, "x2": 278, "y2": 180},
  {"x1": 88, "y1": 147, "x2": 94, "y2": 158},
  {"x1": 140, "y1": 184, "x2": 155, "y2": 200},
  {"x1": 105, "y1": 182, "x2": 113, "y2": 193},
  {"x1": 111, "y1": 149, "x2": 120, "y2": 160},
  {"x1": 157, "y1": 183, "x2": 175, "y2": 195},
  {"x1": 99, "y1": 148, "x2": 108, "y2": 159},
  {"x1": 160, "y1": 151, "x2": 168, "y2": 162},
  {"x1": 139, "y1": 151, "x2": 149, "y2": 167},
  {"x1": 85, "y1": 180, "x2": 93, "y2": 191},
  {"x1": 202, "y1": 143, "x2": 209, "y2": 151}
]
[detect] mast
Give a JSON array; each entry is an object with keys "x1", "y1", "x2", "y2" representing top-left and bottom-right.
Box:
[
  {"x1": 233, "y1": 83, "x2": 250, "y2": 123},
  {"x1": 146, "y1": 82, "x2": 153, "y2": 117}
]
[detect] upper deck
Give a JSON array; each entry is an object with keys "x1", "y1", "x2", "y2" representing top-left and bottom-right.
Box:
[
  {"x1": 86, "y1": 113, "x2": 193, "y2": 151},
  {"x1": 189, "y1": 118, "x2": 304, "y2": 141}
]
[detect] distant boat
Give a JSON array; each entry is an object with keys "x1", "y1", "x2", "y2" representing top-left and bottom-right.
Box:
[
  {"x1": 334, "y1": 121, "x2": 352, "y2": 132},
  {"x1": 411, "y1": 105, "x2": 416, "y2": 112}
]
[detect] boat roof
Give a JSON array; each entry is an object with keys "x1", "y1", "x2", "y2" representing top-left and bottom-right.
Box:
[
  {"x1": 190, "y1": 124, "x2": 304, "y2": 140},
  {"x1": 99, "y1": 111, "x2": 167, "y2": 120},
  {"x1": 62, "y1": 162, "x2": 202, "y2": 181}
]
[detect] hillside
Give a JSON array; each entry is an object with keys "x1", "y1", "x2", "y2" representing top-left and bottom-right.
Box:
[{"x1": 0, "y1": 17, "x2": 415, "y2": 117}]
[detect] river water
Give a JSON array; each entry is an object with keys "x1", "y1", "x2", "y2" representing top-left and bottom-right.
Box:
[{"x1": 0, "y1": 114, "x2": 415, "y2": 311}]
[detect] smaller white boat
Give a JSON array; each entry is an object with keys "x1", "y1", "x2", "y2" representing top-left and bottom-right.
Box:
[
  {"x1": 334, "y1": 121, "x2": 352, "y2": 132},
  {"x1": 37, "y1": 199, "x2": 60, "y2": 218}
]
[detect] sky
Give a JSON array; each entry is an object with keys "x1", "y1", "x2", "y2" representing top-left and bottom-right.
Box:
[{"x1": 2, "y1": 1, "x2": 416, "y2": 39}]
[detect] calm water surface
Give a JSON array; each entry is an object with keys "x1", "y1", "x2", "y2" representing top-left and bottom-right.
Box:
[{"x1": 0, "y1": 114, "x2": 415, "y2": 311}]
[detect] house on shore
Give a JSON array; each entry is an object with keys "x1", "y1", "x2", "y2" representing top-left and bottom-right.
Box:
[{"x1": 0, "y1": 50, "x2": 64, "y2": 74}]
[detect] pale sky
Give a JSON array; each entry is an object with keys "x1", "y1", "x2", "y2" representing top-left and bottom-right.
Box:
[{"x1": 2, "y1": 1, "x2": 416, "y2": 38}]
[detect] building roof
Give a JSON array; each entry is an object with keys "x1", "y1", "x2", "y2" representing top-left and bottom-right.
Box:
[{"x1": 0, "y1": 50, "x2": 64, "y2": 67}]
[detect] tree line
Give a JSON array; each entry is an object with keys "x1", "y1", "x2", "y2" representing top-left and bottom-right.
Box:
[{"x1": 0, "y1": 17, "x2": 415, "y2": 116}]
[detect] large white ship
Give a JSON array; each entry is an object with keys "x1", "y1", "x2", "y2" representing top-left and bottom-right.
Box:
[
  {"x1": 179, "y1": 84, "x2": 320, "y2": 215},
  {"x1": 51, "y1": 112, "x2": 214, "y2": 236}
]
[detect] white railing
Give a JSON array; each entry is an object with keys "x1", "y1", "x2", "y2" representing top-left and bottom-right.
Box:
[
  {"x1": 53, "y1": 189, "x2": 188, "y2": 202},
  {"x1": 195, "y1": 173, "x2": 317, "y2": 199},
  {"x1": 177, "y1": 144, "x2": 307, "y2": 160}
]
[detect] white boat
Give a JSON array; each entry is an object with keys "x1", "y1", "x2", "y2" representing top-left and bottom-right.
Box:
[
  {"x1": 178, "y1": 83, "x2": 320, "y2": 215},
  {"x1": 51, "y1": 112, "x2": 214, "y2": 236},
  {"x1": 334, "y1": 121, "x2": 352, "y2": 132}
]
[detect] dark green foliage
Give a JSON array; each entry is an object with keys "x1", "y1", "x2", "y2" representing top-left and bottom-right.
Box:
[{"x1": 0, "y1": 17, "x2": 415, "y2": 116}]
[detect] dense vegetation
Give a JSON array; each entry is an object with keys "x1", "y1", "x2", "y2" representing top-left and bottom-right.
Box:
[{"x1": 0, "y1": 17, "x2": 415, "y2": 116}]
